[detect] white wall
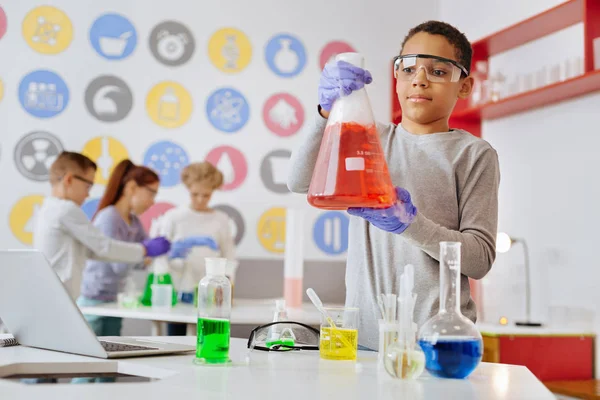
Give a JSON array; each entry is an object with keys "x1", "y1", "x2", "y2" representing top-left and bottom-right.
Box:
[
  {"x1": 0, "y1": 0, "x2": 437, "y2": 262},
  {"x1": 441, "y1": 0, "x2": 600, "y2": 332}
]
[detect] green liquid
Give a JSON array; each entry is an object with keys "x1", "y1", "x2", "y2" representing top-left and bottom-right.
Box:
[
  {"x1": 196, "y1": 318, "x2": 230, "y2": 364},
  {"x1": 139, "y1": 273, "x2": 178, "y2": 306},
  {"x1": 265, "y1": 338, "x2": 295, "y2": 349}
]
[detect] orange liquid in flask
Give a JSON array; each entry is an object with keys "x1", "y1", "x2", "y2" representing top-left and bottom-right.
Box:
[{"x1": 308, "y1": 122, "x2": 396, "y2": 210}]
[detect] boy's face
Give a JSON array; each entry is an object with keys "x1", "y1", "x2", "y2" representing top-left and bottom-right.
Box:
[
  {"x1": 396, "y1": 32, "x2": 473, "y2": 131},
  {"x1": 63, "y1": 168, "x2": 95, "y2": 206},
  {"x1": 187, "y1": 181, "x2": 215, "y2": 211}
]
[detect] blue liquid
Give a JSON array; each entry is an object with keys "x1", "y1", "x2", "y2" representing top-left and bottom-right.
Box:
[{"x1": 418, "y1": 338, "x2": 482, "y2": 379}]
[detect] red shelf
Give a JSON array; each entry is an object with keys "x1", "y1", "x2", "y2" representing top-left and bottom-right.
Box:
[
  {"x1": 472, "y1": 0, "x2": 583, "y2": 58},
  {"x1": 391, "y1": 0, "x2": 600, "y2": 137}
]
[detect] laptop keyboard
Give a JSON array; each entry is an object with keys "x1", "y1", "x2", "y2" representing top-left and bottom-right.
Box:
[{"x1": 100, "y1": 341, "x2": 159, "y2": 352}]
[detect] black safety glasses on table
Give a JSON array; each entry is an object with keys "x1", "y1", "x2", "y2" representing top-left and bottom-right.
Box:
[{"x1": 247, "y1": 321, "x2": 320, "y2": 352}]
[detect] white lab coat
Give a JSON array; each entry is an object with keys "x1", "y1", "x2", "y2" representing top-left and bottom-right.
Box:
[{"x1": 33, "y1": 197, "x2": 145, "y2": 299}]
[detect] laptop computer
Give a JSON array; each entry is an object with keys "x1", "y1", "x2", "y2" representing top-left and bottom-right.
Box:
[{"x1": 0, "y1": 249, "x2": 195, "y2": 359}]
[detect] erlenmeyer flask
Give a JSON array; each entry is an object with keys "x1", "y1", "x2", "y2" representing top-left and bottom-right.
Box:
[
  {"x1": 140, "y1": 256, "x2": 177, "y2": 307},
  {"x1": 308, "y1": 53, "x2": 396, "y2": 210},
  {"x1": 418, "y1": 242, "x2": 483, "y2": 379}
]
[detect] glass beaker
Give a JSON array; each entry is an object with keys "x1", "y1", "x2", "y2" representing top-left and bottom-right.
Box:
[
  {"x1": 319, "y1": 307, "x2": 359, "y2": 361},
  {"x1": 418, "y1": 242, "x2": 483, "y2": 379},
  {"x1": 140, "y1": 257, "x2": 177, "y2": 307},
  {"x1": 195, "y1": 257, "x2": 232, "y2": 365},
  {"x1": 307, "y1": 52, "x2": 396, "y2": 210}
]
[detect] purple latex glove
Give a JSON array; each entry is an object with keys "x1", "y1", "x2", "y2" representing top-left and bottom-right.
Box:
[
  {"x1": 142, "y1": 236, "x2": 171, "y2": 257},
  {"x1": 319, "y1": 60, "x2": 373, "y2": 112},
  {"x1": 347, "y1": 187, "x2": 417, "y2": 234}
]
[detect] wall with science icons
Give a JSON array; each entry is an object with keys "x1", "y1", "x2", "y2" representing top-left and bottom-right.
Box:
[{"x1": 0, "y1": 1, "x2": 434, "y2": 261}]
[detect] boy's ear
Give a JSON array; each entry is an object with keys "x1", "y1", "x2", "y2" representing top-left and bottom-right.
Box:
[
  {"x1": 457, "y1": 76, "x2": 474, "y2": 99},
  {"x1": 63, "y1": 172, "x2": 73, "y2": 185}
]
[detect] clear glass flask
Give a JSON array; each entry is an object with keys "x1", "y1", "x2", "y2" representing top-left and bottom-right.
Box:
[
  {"x1": 195, "y1": 257, "x2": 232, "y2": 365},
  {"x1": 307, "y1": 52, "x2": 396, "y2": 210},
  {"x1": 418, "y1": 242, "x2": 483, "y2": 379},
  {"x1": 140, "y1": 256, "x2": 177, "y2": 307}
]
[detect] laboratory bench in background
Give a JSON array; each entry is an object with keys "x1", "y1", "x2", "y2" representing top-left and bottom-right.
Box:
[{"x1": 477, "y1": 323, "x2": 595, "y2": 383}]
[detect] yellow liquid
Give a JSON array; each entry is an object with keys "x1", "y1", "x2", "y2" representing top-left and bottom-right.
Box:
[{"x1": 320, "y1": 327, "x2": 358, "y2": 361}]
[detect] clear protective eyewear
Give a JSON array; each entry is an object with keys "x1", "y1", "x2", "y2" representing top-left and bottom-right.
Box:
[
  {"x1": 394, "y1": 54, "x2": 469, "y2": 83},
  {"x1": 247, "y1": 321, "x2": 320, "y2": 352}
]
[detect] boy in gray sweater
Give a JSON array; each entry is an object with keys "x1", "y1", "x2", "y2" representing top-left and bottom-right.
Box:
[{"x1": 287, "y1": 21, "x2": 500, "y2": 350}]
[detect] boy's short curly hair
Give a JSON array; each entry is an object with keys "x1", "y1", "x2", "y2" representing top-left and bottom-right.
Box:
[
  {"x1": 401, "y1": 20, "x2": 472, "y2": 74},
  {"x1": 181, "y1": 162, "x2": 224, "y2": 190}
]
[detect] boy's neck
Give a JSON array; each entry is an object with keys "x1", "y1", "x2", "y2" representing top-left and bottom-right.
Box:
[
  {"x1": 190, "y1": 205, "x2": 212, "y2": 213},
  {"x1": 401, "y1": 117, "x2": 450, "y2": 135},
  {"x1": 51, "y1": 186, "x2": 71, "y2": 202}
]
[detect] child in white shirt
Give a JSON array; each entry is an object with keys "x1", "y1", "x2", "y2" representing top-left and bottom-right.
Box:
[
  {"x1": 157, "y1": 162, "x2": 237, "y2": 335},
  {"x1": 33, "y1": 151, "x2": 171, "y2": 300}
]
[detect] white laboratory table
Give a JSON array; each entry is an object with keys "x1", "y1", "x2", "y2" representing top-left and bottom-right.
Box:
[
  {"x1": 0, "y1": 335, "x2": 555, "y2": 400},
  {"x1": 79, "y1": 298, "x2": 328, "y2": 336}
]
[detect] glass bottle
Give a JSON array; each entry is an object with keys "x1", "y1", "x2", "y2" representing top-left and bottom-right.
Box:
[
  {"x1": 418, "y1": 242, "x2": 483, "y2": 379},
  {"x1": 195, "y1": 257, "x2": 232, "y2": 365},
  {"x1": 307, "y1": 52, "x2": 396, "y2": 210},
  {"x1": 469, "y1": 61, "x2": 489, "y2": 107}
]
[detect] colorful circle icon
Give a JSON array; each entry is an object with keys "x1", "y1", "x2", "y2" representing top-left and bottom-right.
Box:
[
  {"x1": 213, "y1": 204, "x2": 245, "y2": 245},
  {"x1": 257, "y1": 207, "x2": 286, "y2": 254},
  {"x1": 85, "y1": 76, "x2": 133, "y2": 122},
  {"x1": 146, "y1": 81, "x2": 192, "y2": 128},
  {"x1": 260, "y1": 149, "x2": 291, "y2": 194},
  {"x1": 265, "y1": 33, "x2": 306, "y2": 78},
  {"x1": 208, "y1": 28, "x2": 252, "y2": 74},
  {"x1": 313, "y1": 211, "x2": 349, "y2": 255},
  {"x1": 149, "y1": 21, "x2": 195, "y2": 66},
  {"x1": 0, "y1": 7, "x2": 7, "y2": 41},
  {"x1": 82, "y1": 198, "x2": 100, "y2": 220},
  {"x1": 263, "y1": 93, "x2": 304, "y2": 137},
  {"x1": 19, "y1": 70, "x2": 69, "y2": 118},
  {"x1": 140, "y1": 202, "x2": 176, "y2": 233},
  {"x1": 22, "y1": 6, "x2": 73, "y2": 54},
  {"x1": 14, "y1": 131, "x2": 64, "y2": 182},
  {"x1": 206, "y1": 87, "x2": 249, "y2": 133},
  {"x1": 81, "y1": 136, "x2": 129, "y2": 185},
  {"x1": 0, "y1": 78, "x2": 4, "y2": 103},
  {"x1": 9, "y1": 195, "x2": 45, "y2": 245},
  {"x1": 89, "y1": 13, "x2": 137, "y2": 60},
  {"x1": 205, "y1": 146, "x2": 248, "y2": 191},
  {"x1": 143, "y1": 141, "x2": 189, "y2": 187},
  {"x1": 319, "y1": 41, "x2": 356, "y2": 70}
]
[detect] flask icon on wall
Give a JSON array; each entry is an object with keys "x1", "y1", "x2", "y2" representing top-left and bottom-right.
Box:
[
  {"x1": 274, "y1": 39, "x2": 299, "y2": 74},
  {"x1": 216, "y1": 152, "x2": 235, "y2": 186},
  {"x1": 158, "y1": 88, "x2": 180, "y2": 121}
]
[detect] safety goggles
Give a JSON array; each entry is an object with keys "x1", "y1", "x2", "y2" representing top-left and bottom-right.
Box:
[
  {"x1": 394, "y1": 54, "x2": 469, "y2": 83},
  {"x1": 247, "y1": 321, "x2": 320, "y2": 352}
]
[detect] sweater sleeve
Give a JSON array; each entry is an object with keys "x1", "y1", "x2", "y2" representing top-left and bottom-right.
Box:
[
  {"x1": 401, "y1": 147, "x2": 500, "y2": 279},
  {"x1": 287, "y1": 110, "x2": 328, "y2": 194}
]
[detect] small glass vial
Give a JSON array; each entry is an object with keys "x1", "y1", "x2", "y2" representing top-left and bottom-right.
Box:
[{"x1": 195, "y1": 257, "x2": 232, "y2": 365}]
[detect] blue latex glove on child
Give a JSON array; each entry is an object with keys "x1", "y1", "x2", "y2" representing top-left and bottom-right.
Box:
[
  {"x1": 347, "y1": 187, "x2": 418, "y2": 234},
  {"x1": 168, "y1": 236, "x2": 219, "y2": 259},
  {"x1": 319, "y1": 60, "x2": 373, "y2": 112},
  {"x1": 142, "y1": 237, "x2": 171, "y2": 257}
]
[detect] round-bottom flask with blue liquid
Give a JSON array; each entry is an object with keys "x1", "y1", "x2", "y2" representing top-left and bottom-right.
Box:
[{"x1": 418, "y1": 242, "x2": 483, "y2": 379}]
